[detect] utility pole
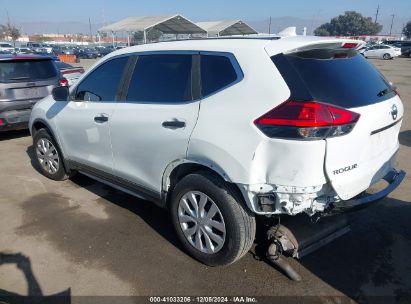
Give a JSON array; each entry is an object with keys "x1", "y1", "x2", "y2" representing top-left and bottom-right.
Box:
[
  {"x1": 89, "y1": 17, "x2": 93, "y2": 42},
  {"x1": 389, "y1": 14, "x2": 395, "y2": 36},
  {"x1": 268, "y1": 16, "x2": 272, "y2": 35},
  {"x1": 374, "y1": 5, "x2": 380, "y2": 23}
]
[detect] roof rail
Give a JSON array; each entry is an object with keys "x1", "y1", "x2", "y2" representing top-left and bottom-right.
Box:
[{"x1": 139, "y1": 36, "x2": 282, "y2": 45}]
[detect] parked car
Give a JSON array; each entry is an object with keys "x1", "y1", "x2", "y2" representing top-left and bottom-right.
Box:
[
  {"x1": 26, "y1": 42, "x2": 47, "y2": 53},
  {"x1": 29, "y1": 37, "x2": 405, "y2": 266},
  {"x1": 392, "y1": 41, "x2": 411, "y2": 56},
  {"x1": 53, "y1": 46, "x2": 77, "y2": 55},
  {"x1": 76, "y1": 48, "x2": 99, "y2": 59},
  {"x1": 402, "y1": 48, "x2": 411, "y2": 58},
  {"x1": 359, "y1": 44, "x2": 401, "y2": 59},
  {"x1": 0, "y1": 43, "x2": 15, "y2": 53},
  {"x1": 14, "y1": 47, "x2": 33, "y2": 54},
  {"x1": 0, "y1": 55, "x2": 67, "y2": 131},
  {"x1": 94, "y1": 46, "x2": 113, "y2": 57},
  {"x1": 41, "y1": 44, "x2": 54, "y2": 54},
  {"x1": 54, "y1": 61, "x2": 84, "y2": 86}
]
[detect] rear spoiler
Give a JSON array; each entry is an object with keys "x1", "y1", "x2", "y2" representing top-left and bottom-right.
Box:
[
  {"x1": 265, "y1": 37, "x2": 366, "y2": 57},
  {"x1": 284, "y1": 40, "x2": 366, "y2": 55}
]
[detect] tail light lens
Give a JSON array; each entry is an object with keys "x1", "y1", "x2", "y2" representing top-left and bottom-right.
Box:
[
  {"x1": 254, "y1": 100, "x2": 360, "y2": 140},
  {"x1": 0, "y1": 118, "x2": 5, "y2": 126},
  {"x1": 59, "y1": 78, "x2": 69, "y2": 87},
  {"x1": 342, "y1": 42, "x2": 358, "y2": 48}
]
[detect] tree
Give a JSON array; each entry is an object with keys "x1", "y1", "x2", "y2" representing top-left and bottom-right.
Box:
[
  {"x1": 403, "y1": 21, "x2": 411, "y2": 39},
  {"x1": 314, "y1": 11, "x2": 382, "y2": 36},
  {"x1": 7, "y1": 24, "x2": 20, "y2": 46},
  {"x1": 314, "y1": 28, "x2": 330, "y2": 36},
  {"x1": 0, "y1": 23, "x2": 21, "y2": 46},
  {"x1": 0, "y1": 24, "x2": 7, "y2": 40}
]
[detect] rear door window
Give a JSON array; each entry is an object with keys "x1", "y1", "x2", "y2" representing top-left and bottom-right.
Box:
[
  {"x1": 75, "y1": 56, "x2": 128, "y2": 102},
  {"x1": 126, "y1": 54, "x2": 193, "y2": 103},
  {"x1": 0, "y1": 59, "x2": 58, "y2": 83},
  {"x1": 272, "y1": 50, "x2": 395, "y2": 108},
  {"x1": 200, "y1": 55, "x2": 238, "y2": 97}
]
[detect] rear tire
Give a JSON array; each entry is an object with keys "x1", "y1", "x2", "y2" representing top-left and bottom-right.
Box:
[
  {"x1": 170, "y1": 171, "x2": 256, "y2": 266},
  {"x1": 33, "y1": 129, "x2": 70, "y2": 181},
  {"x1": 383, "y1": 53, "x2": 391, "y2": 60}
]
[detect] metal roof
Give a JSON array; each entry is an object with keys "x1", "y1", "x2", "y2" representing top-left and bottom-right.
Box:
[
  {"x1": 99, "y1": 15, "x2": 206, "y2": 34},
  {"x1": 196, "y1": 20, "x2": 258, "y2": 36}
]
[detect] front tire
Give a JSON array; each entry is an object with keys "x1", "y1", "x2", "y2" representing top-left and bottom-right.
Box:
[
  {"x1": 33, "y1": 129, "x2": 69, "y2": 181},
  {"x1": 170, "y1": 171, "x2": 256, "y2": 266}
]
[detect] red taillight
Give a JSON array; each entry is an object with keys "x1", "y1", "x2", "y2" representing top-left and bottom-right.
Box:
[
  {"x1": 342, "y1": 42, "x2": 358, "y2": 49},
  {"x1": 59, "y1": 78, "x2": 69, "y2": 87},
  {"x1": 254, "y1": 100, "x2": 360, "y2": 139},
  {"x1": 0, "y1": 118, "x2": 5, "y2": 126}
]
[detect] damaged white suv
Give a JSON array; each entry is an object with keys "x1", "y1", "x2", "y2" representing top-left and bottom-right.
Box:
[{"x1": 29, "y1": 37, "x2": 405, "y2": 266}]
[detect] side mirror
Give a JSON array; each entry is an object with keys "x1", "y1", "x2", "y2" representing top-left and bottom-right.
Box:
[{"x1": 52, "y1": 86, "x2": 69, "y2": 101}]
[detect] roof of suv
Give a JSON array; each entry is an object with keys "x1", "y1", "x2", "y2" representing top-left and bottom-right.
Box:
[
  {"x1": 0, "y1": 54, "x2": 54, "y2": 61},
  {"x1": 106, "y1": 35, "x2": 359, "y2": 59}
]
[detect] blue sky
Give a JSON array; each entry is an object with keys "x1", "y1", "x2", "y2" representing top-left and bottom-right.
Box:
[
  {"x1": 1, "y1": 0, "x2": 410, "y2": 35},
  {"x1": 2, "y1": 0, "x2": 410, "y2": 23}
]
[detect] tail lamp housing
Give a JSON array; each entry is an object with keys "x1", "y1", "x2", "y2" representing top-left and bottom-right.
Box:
[
  {"x1": 254, "y1": 100, "x2": 360, "y2": 140},
  {"x1": 59, "y1": 78, "x2": 69, "y2": 87}
]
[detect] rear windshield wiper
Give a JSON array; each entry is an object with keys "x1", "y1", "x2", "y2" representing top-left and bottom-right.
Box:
[
  {"x1": 8, "y1": 76, "x2": 30, "y2": 81},
  {"x1": 377, "y1": 87, "x2": 394, "y2": 97}
]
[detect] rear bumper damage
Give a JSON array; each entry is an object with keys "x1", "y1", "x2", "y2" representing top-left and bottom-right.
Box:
[
  {"x1": 326, "y1": 168, "x2": 406, "y2": 214},
  {"x1": 239, "y1": 168, "x2": 405, "y2": 216}
]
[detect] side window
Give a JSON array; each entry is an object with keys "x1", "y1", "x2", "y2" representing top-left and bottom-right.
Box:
[
  {"x1": 75, "y1": 56, "x2": 128, "y2": 102},
  {"x1": 126, "y1": 54, "x2": 192, "y2": 103},
  {"x1": 200, "y1": 55, "x2": 238, "y2": 97}
]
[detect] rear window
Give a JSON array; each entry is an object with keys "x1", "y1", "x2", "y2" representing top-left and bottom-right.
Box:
[
  {"x1": 272, "y1": 50, "x2": 395, "y2": 108},
  {"x1": 0, "y1": 59, "x2": 58, "y2": 83},
  {"x1": 201, "y1": 55, "x2": 238, "y2": 97}
]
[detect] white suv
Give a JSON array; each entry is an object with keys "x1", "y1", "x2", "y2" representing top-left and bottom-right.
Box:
[{"x1": 29, "y1": 37, "x2": 405, "y2": 266}]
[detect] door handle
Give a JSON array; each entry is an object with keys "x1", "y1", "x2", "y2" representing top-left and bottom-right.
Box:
[
  {"x1": 162, "y1": 120, "x2": 186, "y2": 129},
  {"x1": 94, "y1": 114, "x2": 109, "y2": 123}
]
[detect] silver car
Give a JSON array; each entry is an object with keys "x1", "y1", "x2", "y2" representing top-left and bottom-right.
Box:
[{"x1": 0, "y1": 54, "x2": 65, "y2": 131}]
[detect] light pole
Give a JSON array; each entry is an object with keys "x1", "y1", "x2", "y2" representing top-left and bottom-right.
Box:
[{"x1": 389, "y1": 14, "x2": 395, "y2": 36}]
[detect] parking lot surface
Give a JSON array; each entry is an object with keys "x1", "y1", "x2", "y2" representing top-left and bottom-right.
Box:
[{"x1": 1, "y1": 57, "x2": 411, "y2": 302}]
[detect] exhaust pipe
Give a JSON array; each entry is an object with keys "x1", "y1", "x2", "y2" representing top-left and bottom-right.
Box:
[{"x1": 266, "y1": 242, "x2": 302, "y2": 281}]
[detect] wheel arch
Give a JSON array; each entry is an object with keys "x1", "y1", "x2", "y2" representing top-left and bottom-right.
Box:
[
  {"x1": 162, "y1": 160, "x2": 247, "y2": 210},
  {"x1": 31, "y1": 118, "x2": 70, "y2": 173}
]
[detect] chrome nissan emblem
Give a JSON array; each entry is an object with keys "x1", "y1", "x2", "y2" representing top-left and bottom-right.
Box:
[{"x1": 391, "y1": 104, "x2": 398, "y2": 120}]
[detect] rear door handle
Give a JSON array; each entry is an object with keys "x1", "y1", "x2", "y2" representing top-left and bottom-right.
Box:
[
  {"x1": 162, "y1": 120, "x2": 186, "y2": 129},
  {"x1": 94, "y1": 114, "x2": 109, "y2": 123}
]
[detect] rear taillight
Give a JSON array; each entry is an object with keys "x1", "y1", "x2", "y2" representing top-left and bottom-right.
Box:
[
  {"x1": 0, "y1": 118, "x2": 5, "y2": 126},
  {"x1": 59, "y1": 78, "x2": 69, "y2": 87},
  {"x1": 342, "y1": 42, "x2": 358, "y2": 49},
  {"x1": 254, "y1": 100, "x2": 360, "y2": 140}
]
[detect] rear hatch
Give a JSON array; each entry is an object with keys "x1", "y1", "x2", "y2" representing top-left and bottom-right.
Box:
[
  {"x1": 271, "y1": 47, "x2": 403, "y2": 200},
  {"x1": 0, "y1": 57, "x2": 59, "y2": 111}
]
